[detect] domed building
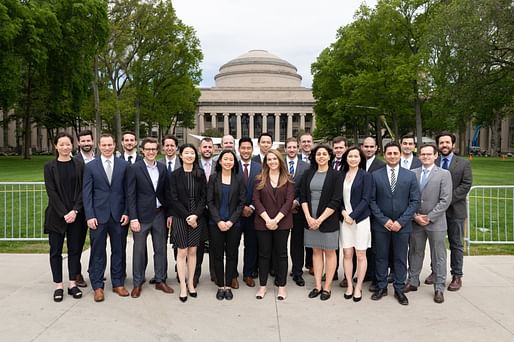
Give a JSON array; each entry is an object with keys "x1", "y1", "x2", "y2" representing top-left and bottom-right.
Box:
[{"x1": 190, "y1": 49, "x2": 316, "y2": 141}]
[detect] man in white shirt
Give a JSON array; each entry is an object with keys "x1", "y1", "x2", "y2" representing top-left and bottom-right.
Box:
[
  {"x1": 77, "y1": 130, "x2": 95, "y2": 164},
  {"x1": 400, "y1": 134, "x2": 421, "y2": 170},
  {"x1": 299, "y1": 132, "x2": 313, "y2": 163},
  {"x1": 121, "y1": 131, "x2": 141, "y2": 164},
  {"x1": 160, "y1": 135, "x2": 181, "y2": 173}
]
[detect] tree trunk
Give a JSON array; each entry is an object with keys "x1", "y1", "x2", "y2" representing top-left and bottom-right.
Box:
[
  {"x1": 3, "y1": 110, "x2": 9, "y2": 149},
  {"x1": 375, "y1": 115, "x2": 383, "y2": 154},
  {"x1": 135, "y1": 97, "x2": 140, "y2": 152},
  {"x1": 92, "y1": 57, "x2": 101, "y2": 144},
  {"x1": 23, "y1": 64, "x2": 33, "y2": 159},
  {"x1": 114, "y1": 95, "x2": 122, "y2": 148},
  {"x1": 489, "y1": 117, "x2": 501, "y2": 157},
  {"x1": 414, "y1": 96, "x2": 423, "y2": 148}
]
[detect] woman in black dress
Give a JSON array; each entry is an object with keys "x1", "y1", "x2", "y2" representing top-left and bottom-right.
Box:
[
  {"x1": 169, "y1": 144, "x2": 206, "y2": 302},
  {"x1": 207, "y1": 150, "x2": 246, "y2": 300},
  {"x1": 43, "y1": 132, "x2": 85, "y2": 302}
]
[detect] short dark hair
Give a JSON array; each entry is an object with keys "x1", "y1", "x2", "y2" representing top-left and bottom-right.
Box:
[
  {"x1": 400, "y1": 133, "x2": 415, "y2": 143},
  {"x1": 162, "y1": 134, "x2": 178, "y2": 146},
  {"x1": 332, "y1": 136, "x2": 347, "y2": 145},
  {"x1": 141, "y1": 137, "x2": 159, "y2": 149},
  {"x1": 258, "y1": 132, "x2": 273, "y2": 144},
  {"x1": 200, "y1": 137, "x2": 213, "y2": 145},
  {"x1": 122, "y1": 131, "x2": 136, "y2": 139},
  {"x1": 215, "y1": 150, "x2": 239, "y2": 174},
  {"x1": 384, "y1": 141, "x2": 401, "y2": 153},
  {"x1": 435, "y1": 131, "x2": 456, "y2": 145},
  {"x1": 53, "y1": 132, "x2": 73, "y2": 146},
  {"x1": 309, "y1": 145, "x2": 334, "y2": 169},
  {"x1": 419, "y1": 143, "x2": 438, "y2": 155},
  {"x1": 341, "y1": 146, "x2": 367, "y2": 171},
  {"x1": 99, "y1": 133, "x2": 115, "y2": 141},
  {"x1": 238, "y1": 136, "x2": 253, "y2": 147},
  {"x1": 78, "y1": 130, "x2": 93, "y2": 140},
  {"x1": 286, "y1": 136, "x2": 298, "y2": 146}
]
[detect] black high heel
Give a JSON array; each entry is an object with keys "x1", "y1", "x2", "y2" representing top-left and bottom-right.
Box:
[
  {"x1": 68, "y1": 286, "x2": 82, "y2": 299},
  {"x1": 53, "y1": 289, "x2": 64, "y2": 302},
  {"x1": 179, "y1": 295, "x2": 188, "y2": 302}
]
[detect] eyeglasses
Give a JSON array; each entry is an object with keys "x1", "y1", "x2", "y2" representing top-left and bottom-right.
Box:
[{"x1": 143, "y1": 148, "x2": 158, "y2": 152}]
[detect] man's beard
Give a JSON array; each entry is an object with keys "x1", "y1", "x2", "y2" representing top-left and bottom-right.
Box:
[{"x1": 80, "y1": 145, "x2": 93, "y2": 153}]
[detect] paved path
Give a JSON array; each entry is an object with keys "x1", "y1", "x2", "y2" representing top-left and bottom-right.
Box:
[{"x1": 1, "y1": 240, "x2": 513, "y2": 342}]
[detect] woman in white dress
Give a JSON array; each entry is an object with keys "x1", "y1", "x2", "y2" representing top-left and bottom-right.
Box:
[{"x1": 340, "y1": 146, "x2": 372, "y2": 302}]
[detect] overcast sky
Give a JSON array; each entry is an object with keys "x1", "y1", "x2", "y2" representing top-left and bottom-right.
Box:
[{"x1": 173, "y1": 0, "x2": 377, "y2": 88}]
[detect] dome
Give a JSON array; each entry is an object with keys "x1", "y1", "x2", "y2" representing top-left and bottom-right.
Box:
[{"x1": 214, "y1": 49, "x2": 302, "y2": 88}]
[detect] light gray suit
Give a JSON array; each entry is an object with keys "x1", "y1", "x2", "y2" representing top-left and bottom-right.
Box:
[{"x1": 408, "y1": 165, "x2": 452, "y2": 292}]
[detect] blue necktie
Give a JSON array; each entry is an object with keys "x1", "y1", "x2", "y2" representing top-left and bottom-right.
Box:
[
  {"x1": 289, "y1": 160, "x2": 294, "y2": 175},
  {"x1": 420, "y1": 169, "x2": 429, "y2": 191},
  {"x1": 442, "y1": 157, "x2": 449, "y2": 170}
]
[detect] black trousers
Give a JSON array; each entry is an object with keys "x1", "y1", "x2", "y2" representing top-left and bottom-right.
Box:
[
  {"x1": 48, "y1": 220, "x2": 85, "y2": 283},
  {"x1": 256, "y1": 229, "x2": 290, "y2": 287},
  {"x1": 209, "y1": 223, "x2": 240, "y2": 287},
  {"x1": 290, "y1": 213, "x2": 306, "y2": 276}
]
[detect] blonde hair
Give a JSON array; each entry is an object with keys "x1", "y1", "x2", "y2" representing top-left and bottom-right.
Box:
[{"x1": 256, "y1": 149, "x2": 293, "y2": 190}]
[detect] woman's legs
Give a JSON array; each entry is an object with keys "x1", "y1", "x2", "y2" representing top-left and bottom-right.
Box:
[
  {"x1": 312, "y1": 248, "x2": 323, "y2": 290},
  {"x1": 343, "y1": 247, "x2": 355, "y2": 294},
  {"x1": 354, "y1": 249, "x2": 368, "y2": 297},
  {"x1": 323, "y1": 249, "x2": 337, "y2": 292},
  {"x1": 187, "y1": 247, "x2": 197, "y2": 292},
  {"x1": 176, "y1": 248, "x2": 188, "y2": 296}
]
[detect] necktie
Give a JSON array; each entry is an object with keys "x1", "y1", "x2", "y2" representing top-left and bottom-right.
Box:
[
  {"x1": 168, "y1": 161, "x2": 172, "y2": 173},
  {"x1": 335, "y1": 160, "x2": 341, "y2": 171},
  {"x1": 289, "y1": 160, "x2": 294, "y2": 175},
  {"x1": 442, "y1": 157, "x2": 449, "y2": 170},
  {"x1": 390, "y1": 168, "x2": 396, "y2": 193},
  {"x1": 304, "y1": 155, "x2": 310, "y2": 163},
  {"x1": 205, "y1": 161, "x2": 211, "y2": 182},
  {"x1": 403, "y1": 159, "x2": 409, "y2": 169},
  {"x1": 243, "y1": 163, "x2": 249, "y2": 186},
  {"x1": 420, "y1": 169, "x2": 429, "y2": 191},
  {"x1": 128, "y1": 155, "x2": 133, "y2": 164},
  {"x1": 105, "y1": 159, "x2": 113, "y2": 185}
]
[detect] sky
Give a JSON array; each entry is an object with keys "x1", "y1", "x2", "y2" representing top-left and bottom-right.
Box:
[{"x1": 173, "y1": 0, "x2": 377, "y2": 88}]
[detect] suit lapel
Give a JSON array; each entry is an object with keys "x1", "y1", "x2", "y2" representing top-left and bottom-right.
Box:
[{"x1": 140, "y1": 162, "x2": 156, "y2": 192}]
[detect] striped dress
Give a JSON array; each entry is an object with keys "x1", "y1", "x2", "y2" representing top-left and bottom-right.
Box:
[{"x1": 171, "y1": 172, "x2": 202, "y2": 248}]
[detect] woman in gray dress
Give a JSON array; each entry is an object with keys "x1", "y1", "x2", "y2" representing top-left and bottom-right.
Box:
[{"x1": 300, "y1": 145, "x2": 343, "y2": 300}]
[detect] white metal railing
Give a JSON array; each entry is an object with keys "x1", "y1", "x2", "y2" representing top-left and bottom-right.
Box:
[
  {"x1": 0, "y1": 182, "x2": 47, "y2": 241},
  {"x1": 466, "y1": 185, "x2": 514, "y2": 255}
]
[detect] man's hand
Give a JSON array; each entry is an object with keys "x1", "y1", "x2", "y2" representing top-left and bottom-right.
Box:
[{"x1": 87, "y1": 218, "x2": 98, "y2": 230}]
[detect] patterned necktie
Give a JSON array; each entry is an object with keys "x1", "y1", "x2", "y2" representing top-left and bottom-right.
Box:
[
  {"x1": 420, "y1": 169, "x2": 429, "y2": 191},
  {"x1": 105, "y1": 159, "x2": 113, "y2": 185},
  {"x1": 335, "y1": 160, "x2": 341, "y2": 171},
  {"x1": 168, "y1": 161, "x2": 172, "y2": 173},
  {"x1": 243, "y1": 163, "x2": 249, "y2": 186},
  {"x1": 205, "y1": 161, "x2": 211, "y2": 182},
  {"x1": 128, "y1": 155, "x2": 133, "y2": 164},
  {"x1": 390, "y1": 168, "x2": 396, "y2": 193},
  {"x1": 442, "y1": 157, "x2": 449, "y2": 170},
  {"x1": 289, "y1": 160, "x2": 294, "y2": 175}
]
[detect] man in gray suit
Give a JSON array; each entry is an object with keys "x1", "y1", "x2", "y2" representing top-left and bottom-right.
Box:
[
  {"x1": 160, "y1": 135, "x2": 181, "y2": 173},
  {"x1": 404, "y1": 144, "x2": 452, "y2": 303}
]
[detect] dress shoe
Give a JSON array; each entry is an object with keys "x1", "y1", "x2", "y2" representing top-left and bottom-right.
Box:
[
  {"x1": 75, "y1": 274, "x2": 87, "y2": 288},
  {"x1": 387, "y1": 272, "x2": 394, "y2": 283},
  {"x1": 308, "y1": 288, "x2": 321, "y2": 298},
  {"x1": 149, "y1": 278, "x2": 157, "y2": 285},
  {"x1": 434, "y1": 290, "x2": 445, "y2": 303},
  {"x1": 424, "y1": 272, "x2": 434, "y2": 285},
  {"x1": 131, "y1": 287, "x2": 141, "y2": 298},
  {"x1": 448, "y1": 275, "x2": 462, "y2": 291},
  {"x1": 394, "y1": 291, "x2": 409, "y2": 305},
  {"x1": 344, "y1": 291, "x2": 353, "y2": 300},
  {"x1": 94, "y1": 288, "x2": 104, "y2": 302},
  {"x1": 368, "y1": 283, "x2": 379, "y2": 292},
  {"x1": 292, "y1": 275, "x2": 305, "y2": 287},
  {"x1": 112, "y1": 286, "x2": 129, "y2": 297},
  {"x1": 243, "y1": 276, "x2": 255, "y2": 287},
  {"x1": 216, "y1": 289, "x2": 225, "y2": 300},
  {"x1": 230, "y1": 278, "x2": 239, "y2": 289},
  {"x1": 224, "y1": 289, "x2": 233, "y2": 300},
  {"x1": 53, "y1": 288, "x2": 64, "y2": 302},
  {"x1": 371, "y1": 288, "x2": 388, "y2": 301},
  {"x1": 403, "y1": 283, "x2": 418, "y2": 293},
  {"x1": 188, "y1": 288, "x2": 197, "y2": 298},
  {"x1": 320, "y1": 290, "x2": 331, "y2": 301},
  {"x1": 155, "y1": 282, "x2": 174, "y2": 294},
  {"x1": 179, "y1": 295, "x2": 187, "y2": 303},
  {"x1": 339, "y1": 278, "x2": 348, "y2": 288},
  {"x1": 256, "y1": 287, "x2": 267, "y2": 299},
  {"x1": 353, "y1": 294, "x2": 362, "y2": 302},
  {"x1": 67, "y1": 286, "x2": 82, "y2": 299}
]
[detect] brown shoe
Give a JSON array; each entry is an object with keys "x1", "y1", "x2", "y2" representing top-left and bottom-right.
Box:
[
  {"x1": 230, "y1": 277, "x2": 239, "y2": 289},
  {"x1": 76, "y1": 274, "x2": 88, "y2": 288},
  {"x1": 308, "y1": 267, "x2": 314, "y2": 276},
  {"x1": 424, "y1": 273, "x2": 434, "y2": 285},
  {"x1": 447, "y1": 276, "x2": 462, "y2": 291},
  {"x1": 403, "y1": 283, "x2": 418, "y2": 293},
  {"x1": 243, "y1": 276, "x2": 255, "y2": 287},
  {"x1": 155, "y1": 282, "x2": 174, "y2": 294},
  {"x1": 434, "y1": 290, "x2": 444, "y2": 303},
  {"x1": 112, "y1": 286, "x2": 129, "y2": 297},
  {"x1": 94, "y1": 288, "x2": 104, "y2": 302},
  {"x1": 339, "y1": 278, "x2": 348, "y2": 288},
  {"x1": 131, "y1": 287, "x2": 141, "y2": 298}
]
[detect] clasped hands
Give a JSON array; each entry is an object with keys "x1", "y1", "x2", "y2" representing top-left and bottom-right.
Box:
[
  {"x1": 384, "y1": 219, "x2": 402, "y2": 232},
  {"x1": 414, "y1": 214, "x2": 430, "y2": 226},
  {"x1": 265, "y1": 217, "x2": 280, "y2": 230},
  {"x1": 87, "y1": 215, "x2": 129, "y2": 230},
  {"x1": 217, "y1": 220, "x2": 233, "y2": 232},
  {"x1": 186, "y1": 214, "x2": 199, "y2": 228},
  {"x1": 341, "y1": 210, "x2": 354, "y2": 225},
  {"x1": 306, "y1": 215, "x2": 321, "y2": 230}
]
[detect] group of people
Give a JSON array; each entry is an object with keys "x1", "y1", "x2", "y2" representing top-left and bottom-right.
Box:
[{"x1": 44, "y1": 129, "x2": 471, "y2": 306}]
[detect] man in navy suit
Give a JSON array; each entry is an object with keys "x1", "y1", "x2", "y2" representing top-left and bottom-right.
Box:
[
  {"x1": 238, "y1": 137, "x2": 262, "y2": 287},
  {"x1": 127, "y1": 137, "x2": 174, "y2": 298},
  {"x1": 121, "y1": 131, "x2": 142, "y2": 165},
  {"x1": 83, "y1": 133, "x2": 130, "y2": 302},
  {"x1": 285, "y1": 137, "x2": 310, "y2": 286},
  {"x1": 370, "y1": 141, "x2": 420, "y2": 305},
  {"x1": 400, "y1": 134, "x2": 422, "y2": 170},
  {"x1": 252, "y1": 132, "x2": 273, "y2": 164}
]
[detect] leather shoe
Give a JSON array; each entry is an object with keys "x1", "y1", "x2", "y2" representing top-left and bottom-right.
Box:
[
  {"x1": 131, "y1": 287, "x2": 141, "y2": 298},
  {"x1": 371, "y1": 288, "x2": 388, "y2": 301},
  {"x1": 403, "y1": 283, "x2": 418, "y2": 293},
  {"x1": 308, "y1": 288, "x2": 321, "y2": 298},
  {"x1": 112, "y1": 287, "x2": 129, "y2": 297},
  {"x1": 67, "y1": 286, "x2": 82, "y2": 299},
  {"x1": 216, "y1": 289, "x2": 225, "y2": 300},
  {"x1": 394, "y1": 291, "x2": 409, "y2": 305},
  {"x1": 75, "y1": 274, "x2": 87, "y2": 288},
  {"x1": 339, "y1": 278, "x2": 348, "y2": 288},
  {"x1": 308, "y1": 267, "x2": 314, "y2": 276},
  {"x1": 94, "y1": 288, "x2": 104, "y2": 302},
  {"x1": 424, "y1": 272, "x2": 434, "y2": 285},
  {"x1": 434, "y1": 290, "x2": 444, "y2": 303},
  {"x1": 368, "y1": 283, "x2": 379, "y2": 292},
  {"x1": 243, "y1": 276, "x2": 255, "y2": 287},
  {"x1": 292, "y1": 275, "x2": 305, "y2": 287},
  {"x1": 448, "y1": 276, "x2": 462, "y2": 291},
  {"x1": 155, "y1": 282, "x2": 174, "y2": 294},
  {"x1": 230, "y1": 277, "x2": 239, "y2": 289},
  {"x1": 224, "y1": 289, "x2": 233, "y2": 300},
  {"x1": 320, "y1": 290, "x2": 331, "y2": 301}
]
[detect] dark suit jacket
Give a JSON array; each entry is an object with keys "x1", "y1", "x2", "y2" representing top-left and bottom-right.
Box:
[
  {"x1": 369, "y1": 166, "x2": 420, "y2": 233},
  {"x1": 367, "y1": 156, "x2": 386, "y2": 173},
  {"x1": 44, "y1": 158, "x2": 85, "y2": 234},
  {"x1": 74, "y1": 151, "x2": 96, "y2": 164},
  {"x1": 207, "y1": 172, "x2": 246, "y2": 225},
  {"x1": 287, "y1": 157, "x2": 310, "y2": 201},
  {"x1": 239, "y1": 160, "x2": 262, "y2": 206},
  {"x1": 410, "y1": 156, "x2": 422, "y2": 169},
  {"x1": 83, "y1": 156, "x2": 128, "y2": 224},
  {"x1": 253, "y1": 179, "x2": 295, "y2": 230},
  {"x1": 123, "y1": 153, "x2": 143, "y2": 165},
  {"x1": 300, "y1": 167, "x2": 343, "y2": 233},
  {"x1": 127, "y1": 160, "x2": 170, "y2": 223},
  {"x1": 341, "y1": 168, "x2": 372, "y2": 223},
  {"x1": 169, "y1": 167, "x2": 207, "y2": 226},
  {"x1": 436, "y1": 154, "x2": 472, "y2": 219},
  {"x1": 252, "y1": 154, "x2": 264, "y2": 164},
  {"x1": 159, "y1": 156, "x2": 181, "y2": 172}
]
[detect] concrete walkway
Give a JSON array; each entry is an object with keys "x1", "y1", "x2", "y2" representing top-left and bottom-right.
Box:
[{"x1": 1, "y1": 240, "x2": 513, "y2": 342}]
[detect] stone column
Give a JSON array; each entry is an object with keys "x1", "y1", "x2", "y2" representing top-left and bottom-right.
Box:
[
  {"x1": 211, "y1": 113, "x2": 217, "y2": 129},
  {"x1": 311, "y1": 113, "x2": 316, "y2": 131},
  {"x1": 274, "y1": 113, "x2": 281, "y2": 142},
  {"x1": 199, "y1": 113, "x2": 205, "y2": 133},
  {"x1": 236, "y1": 112, "x2": 242, "y2": 139},
  {"x1": 249, "y1": 113, "x2": 255, "y2": 137},
  {"x1": 223, "y1": 113, "x2": 229, "y2": 135},
  {"x1": 287, "y1": 113, "x2": 293, "y2": 138},
  {"x1": 262, "y1": 113, "x2": 268, "y2": 132},
  {"x1": 300, "y1": 112, "x2": 306, "y2": 130}
]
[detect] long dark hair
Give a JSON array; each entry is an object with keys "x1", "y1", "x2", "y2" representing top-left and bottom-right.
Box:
[
  {"x1": 178, "y1": 143, "x2": 203, "y2": 179},
  {"x1": 309, "y1": 145, "x2": 334, "y2": 169},
  {"x1": 341, "y1": 146, "x2": 367, "y2": 172},
  {"x1": 215, "y1": 150, "x2": 239, "y2": 174}
]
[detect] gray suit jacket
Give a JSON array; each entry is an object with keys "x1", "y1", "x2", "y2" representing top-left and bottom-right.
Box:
[
  {"x1": 159, "y1": 156, "x2": 181, "y2": 172},
  {"x1": 287, "y1": 157, "x2": 309, "y2": 201},
  {"x1": 413, "y1": 166, "x2": 452, "y2": 232},
  {"x1": 436, "y1": 155, "x2": 472, "y2": 219}
]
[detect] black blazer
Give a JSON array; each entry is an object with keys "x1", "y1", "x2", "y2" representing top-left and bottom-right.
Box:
[
  {"x1": 44, "y1": 158, "x2": 85, "y2": 234},
  {"x1": 127, "y1": 160, "x2": 170, "y2": 223},
  {"x1": 367, "y1": 157, "x2": 386, "y2": 172},
  {"x1": 207, "y1": 172, "x2": 246, "y2": 225},
  {"x1": 169, "y1": 167, "x2": 207, "y2": 225},
  {"x1": 300, "y1": 167, "x2": 343, "y2": 233},
  {"x1": 341, "y1": 168, "x2": 372, "y2": 223}
]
